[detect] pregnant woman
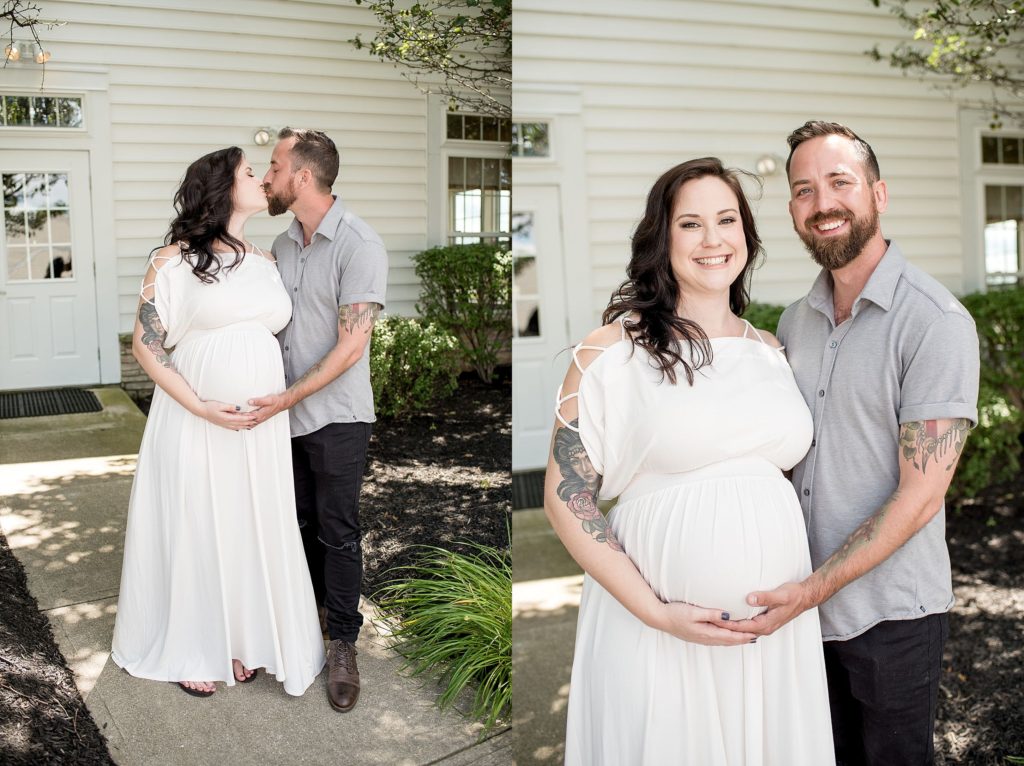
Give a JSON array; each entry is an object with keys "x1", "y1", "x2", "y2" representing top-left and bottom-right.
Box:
[
  {"x1": 111, "y1": 147, "x2": 325, "y2": 697},
  {"x1": 546, "y1": 157, "x2": 834, "y2": 765}
]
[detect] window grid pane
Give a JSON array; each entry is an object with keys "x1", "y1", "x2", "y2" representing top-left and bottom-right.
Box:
[
  {"x1": 1, "y1": 94, "x2": 83, "y2": 129},
  {"x1": 3, "y1": 172, "x2": 74, "y2": 281},
  {"x1": 984, "y1": 184, "x2": 1023, "y2": 286}
]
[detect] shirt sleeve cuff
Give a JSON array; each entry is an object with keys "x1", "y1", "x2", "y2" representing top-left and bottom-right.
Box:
[
  {"x1": 338, "y1": 293, "x2": 386, "y2": 309},
  {"x1": 899, "y1": 403, "x2": 979, "y2": 427}
]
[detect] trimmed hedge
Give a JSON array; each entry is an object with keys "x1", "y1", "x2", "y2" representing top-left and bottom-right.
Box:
[
  {"x1": 370, "y1": 315, "x2": 461, "y2": 418},
  {"x1": 743, "y1": 301, "x2": 788, "y2": 334},
  {"x1": 413, "y1": 244, "x2": 512, "y2": 383}
]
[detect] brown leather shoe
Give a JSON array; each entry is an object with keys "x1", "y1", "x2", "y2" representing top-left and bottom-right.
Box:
[{"x1": 326, "y1": 639, "x2": 360, "y2": 712}]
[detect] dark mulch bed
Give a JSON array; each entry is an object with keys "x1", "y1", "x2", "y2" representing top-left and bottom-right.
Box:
[
  {"x1": 939, "y1": 478, "x2": 1024, "y2": 763},
  {"x1": 361, "y1": 366, "x2": 511, "y2": 597},
  {"x1": 0, "y1": 533, "x2": 115, "y2": 765}
]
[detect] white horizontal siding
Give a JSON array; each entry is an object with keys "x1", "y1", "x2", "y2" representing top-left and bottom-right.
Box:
[
  {"x1": 513, "y1": 0, "x2": 982, "y2": 320},
  {"x1": 39, "y1": 0, "x2": 437, "y2": 331}
]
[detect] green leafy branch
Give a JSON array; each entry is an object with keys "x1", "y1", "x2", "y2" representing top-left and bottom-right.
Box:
[
  {"x1": 351, "y1": 0, "x2": 510, "y2": 117},
  {"x1": 868, "y1": 0, "x2": 1024, "y2": 127}
]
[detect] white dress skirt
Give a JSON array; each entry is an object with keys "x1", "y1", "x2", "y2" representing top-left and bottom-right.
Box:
[
  {"x1": 111, "y1": 250, "x2": 326, "y2": 695},
  {"x1": 562, "y1": 324, "x2": 835, "y2": 765}
]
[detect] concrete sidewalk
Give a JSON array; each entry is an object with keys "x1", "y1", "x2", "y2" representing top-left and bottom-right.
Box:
[
  {"x1": 511, "y1": 508, "x2": 582, "y2": 766},
  {"x1": 0, "y1": 387, "x2": 510, "y2": 766}
]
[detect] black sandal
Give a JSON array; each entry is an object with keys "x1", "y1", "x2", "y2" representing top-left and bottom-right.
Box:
[{"x1": 176, "y1": 681, "x2": 215, "y2": 698}]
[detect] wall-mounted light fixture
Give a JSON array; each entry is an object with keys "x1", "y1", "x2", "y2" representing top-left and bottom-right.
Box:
[
  {"x1": 4, "y1": 40, "x2": 51, "y2": 63},
  {"x1": 253, "y1": 127, "x2": 274, "y2": 146},
  {"x1": 755, "y1": 153, "x2": 783, "y2": 177}
]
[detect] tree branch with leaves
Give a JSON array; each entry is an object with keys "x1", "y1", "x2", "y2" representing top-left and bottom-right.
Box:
[
  {"x1": 868, "y1": 0, "x2": 1024, "y2": 127},
  {"x1": 351, "y1": 0, "x2": 510, "y2": 118}
]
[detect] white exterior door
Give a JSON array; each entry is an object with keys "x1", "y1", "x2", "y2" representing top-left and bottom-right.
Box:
[
  {"x1": 512, "y1": 184, "x2": 570, "y2": 471},
  {"x1": 0, "y1": 151, "x2": 100, "y2": 389}
]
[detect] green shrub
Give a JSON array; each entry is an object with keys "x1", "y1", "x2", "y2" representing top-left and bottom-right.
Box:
[
  {"x1": 413, "y1": 244, "x2": 512, "y2": 383},
  {"x1": 742, "y1": 301, "x2": 787, "y2": 334},
  {"x1": 374, "y1": 542, "x2": 511, "y2": 732},
  {"x1": 953, "y1": 287, "x2": 1024, "y2": 498},
  {"x1": 370, "y1": 315, "x2": 460, "y2": 418}
]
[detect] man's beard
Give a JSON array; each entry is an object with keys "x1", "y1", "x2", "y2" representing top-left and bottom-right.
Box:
[
  {"x1": 265, "y1": 187, "x2": 296, "y2": 217},
  {"x1": 796, "y1": 207, "x2": 879, "y2": 270}
]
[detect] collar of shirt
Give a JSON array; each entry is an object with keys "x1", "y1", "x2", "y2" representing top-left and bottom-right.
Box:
[
  {"x1": 806, "y1": 239, "x2": 907, "y2": 321},
  {"x1": 286, "y1": 195, "x2": 348, "y2": 248}
]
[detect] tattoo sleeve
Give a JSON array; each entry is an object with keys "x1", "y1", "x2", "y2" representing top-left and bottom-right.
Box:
[
  {"x1": 553, "y1": 418, "x2": 623, "y2": 552},
  {"x1": 815, "y1": 490, "x2": 901, "y2": 584},
  {"x1": 900, "y1": 419, "x2": 971, "y2": 473},
  {"x1": 138, "y1": 301, "x2": 173, "y2": 369},
  {"x1": 338, "y1": 303, "x2": 381, "y2": 334}
]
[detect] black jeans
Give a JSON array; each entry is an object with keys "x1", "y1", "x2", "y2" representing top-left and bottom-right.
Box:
[
  {"x1": 291, "y1": 421, "x2": 372, "y2": 645},
  {"x1": 824, "y1": 612, "x2": 949, "y2": 766}
]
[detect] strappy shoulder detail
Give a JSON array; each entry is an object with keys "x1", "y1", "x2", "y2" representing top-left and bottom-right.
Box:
[
  {"x1": 253, "y1": 244, "x2": 277, "y2": 264},
  {"x1": 139, "y1": 248, "x2": 177, "y2": 305},
  {"x1": 555, "y1": 341, "x2": 616, "y2": 431},
  {"x1": 741, "y1": 319, "x2": 768, "y2": 345}
]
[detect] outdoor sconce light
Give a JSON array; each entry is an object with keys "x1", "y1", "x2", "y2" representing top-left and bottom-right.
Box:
[
  {"x1": 4, "y1": 41, "x2": 51, "y2": 63},
  {"x1": 253, "y1": 127, "x2": 274, "y2": 146},
  {"x1": 755, "y1": 153, "x2": 783, "y2": 177}
]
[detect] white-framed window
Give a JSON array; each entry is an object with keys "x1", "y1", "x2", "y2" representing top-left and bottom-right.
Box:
[
  {"x1": 980, "y1": 131, "x2": 1024, "y2": 287},
  {"x1": 0, "y1": 93, "x2": 84, "y2": 129},
  {"x1": 444, "y1": 110, "x2": 511, "y2": 247}
]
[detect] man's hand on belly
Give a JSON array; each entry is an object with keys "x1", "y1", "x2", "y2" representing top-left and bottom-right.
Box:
[{"x1": 717, "y1": 581, "x2": 813, "y2": 637}]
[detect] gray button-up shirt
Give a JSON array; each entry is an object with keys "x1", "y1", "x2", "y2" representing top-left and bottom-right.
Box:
[
  {"x1": 273, "y1": 196, "x2": 388, "y2": 437},
  {"x1": 777, "y1": 241, "x2": 979, "y2": 640}
]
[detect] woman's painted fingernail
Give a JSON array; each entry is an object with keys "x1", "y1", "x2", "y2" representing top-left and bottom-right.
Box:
[
  {"x1": 749, "y1": 638, "x2": 757, "y2": 643},
  {"x1": 721, "y1": 612, "x2": 730, "y2": 621},
  {"x1": 235, "y1": 405, "x2": 241, "y2": 411}
]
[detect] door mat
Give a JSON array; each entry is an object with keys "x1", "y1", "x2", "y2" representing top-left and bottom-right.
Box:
[
  {"x1": 513, "y1": 469, "x2": 546, "y2": 510},
  {"x1": 0, "y1": 388, "x2": 102, "y2": 419}
]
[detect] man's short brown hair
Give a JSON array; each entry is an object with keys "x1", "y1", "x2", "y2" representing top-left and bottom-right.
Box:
[
  {"x1": 278, "y1": 127, "x2": 339, "y2": 192},
  {"x1": 785, "y1": 121, "x2": 880, "y2": 183}
]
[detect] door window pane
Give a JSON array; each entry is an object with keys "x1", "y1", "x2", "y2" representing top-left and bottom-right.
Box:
[
  {"x1": 3, "y1": 172, "x2": 74, "y2": 282},
  {"x1": 512, "y1": 211, "x2": 541, "y2": 338}
]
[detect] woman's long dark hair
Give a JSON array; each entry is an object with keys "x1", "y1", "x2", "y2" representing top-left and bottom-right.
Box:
[
  {"x1": 604, "y1": 157, "x2": 765, "y2": 385},
  {"x1": 164, "y1": 146, "x2": 248, "y2": 283}
]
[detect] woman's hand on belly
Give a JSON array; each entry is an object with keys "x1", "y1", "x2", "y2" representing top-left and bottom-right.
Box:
[
  {"x1": 651, "y1": 601, "x2": 759, "y2": 646},
  {"x1": 198, "y1": 400, "x2": 259, "y2": 431}
]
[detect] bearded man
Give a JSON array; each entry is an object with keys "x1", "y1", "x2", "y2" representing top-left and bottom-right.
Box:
[
  {"x1": 249, "y1": 127, "x2": 388, "y2": 714},
  {"x1": 721, "y1": 121, "x2": 980, "y2": 765}
]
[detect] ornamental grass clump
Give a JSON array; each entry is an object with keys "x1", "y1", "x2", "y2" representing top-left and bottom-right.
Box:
[{"x1": 374, "y1": 542, "x2": 511, "y2": 732}]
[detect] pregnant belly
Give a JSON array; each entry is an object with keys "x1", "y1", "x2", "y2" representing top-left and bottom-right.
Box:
[
  {"x1": 610, "y1": 473, "x2": 812, "y2": 619},
  {"x1": 171, "y1": 326, "x2": 285, "y2": 410}
]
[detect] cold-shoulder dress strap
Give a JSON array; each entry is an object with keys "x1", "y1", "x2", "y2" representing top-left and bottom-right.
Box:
[
  {"x1": 554, "y1": 341, "x2": 613, "y2": 432},
  {"x1": 742, "y1": 318, "x2": 768, "y2": 345},
  {"x1": 252, "y1": 244, "x2": 276, "y2": 263},
  {"x1": 139, "y1": 247, "x2": 177, "y2": 305}
]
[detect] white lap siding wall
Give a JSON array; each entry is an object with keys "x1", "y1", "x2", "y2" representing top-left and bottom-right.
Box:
[
  {"x1": 33, "y1": 0, "x2": 430, "y2": 333},
  {"x1": 512, "y1": 0, "x2": 975, "y2": 319}
]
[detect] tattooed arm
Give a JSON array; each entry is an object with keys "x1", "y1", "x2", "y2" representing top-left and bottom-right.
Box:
[
  {"x1": 248, "y1": 302, "x2": 381, "y2": 423},
  {"x1": 543, "y1": 324, "x2": 756, "y2": 646},
  {"x1": 724, "y1": 417, "x2": 972, "y2": 637},
  {"x1": 131, "y1": 246, "x2": 256, "y2": 430}
]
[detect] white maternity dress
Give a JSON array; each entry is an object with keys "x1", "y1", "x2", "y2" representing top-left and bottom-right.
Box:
[
  {"x1": 111, "y1": 248, "x2": 326, "y2": 695},
  {"x1": 562, "y1": 320, "x2": 835, "y2": 765}
]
